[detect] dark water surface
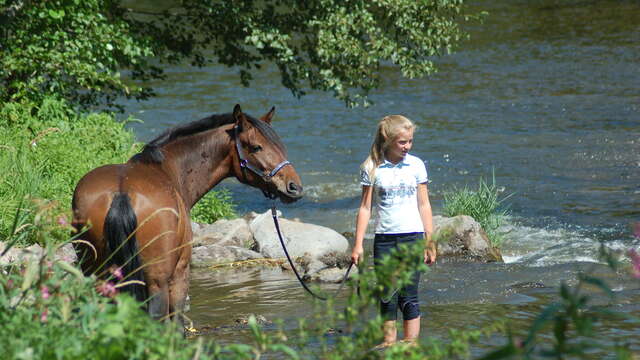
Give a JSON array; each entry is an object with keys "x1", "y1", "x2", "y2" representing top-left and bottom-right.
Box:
[{"x1": 122, "y1": 0, "x2": 640, "y2": 353}]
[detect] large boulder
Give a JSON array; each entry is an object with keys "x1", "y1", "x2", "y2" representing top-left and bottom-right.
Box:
[
  {"x1": 250, "y1": 210, "x2": 349, "y2": 260},
  {"x1": 433, "y1": 215, "x2": 502, "y2": 262},
  {"x1": 192, "y1": 218, "x2": 254, "y2": 248}
]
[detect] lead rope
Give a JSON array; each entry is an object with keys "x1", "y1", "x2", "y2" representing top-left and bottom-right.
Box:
[{"x1": 270, "y1": 202, "x2": 358, "y2": 301}]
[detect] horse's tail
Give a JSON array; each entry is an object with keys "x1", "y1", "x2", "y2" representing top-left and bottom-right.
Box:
[{"x1": 104, "y1": 192, "x2": 148, "y2": 305}]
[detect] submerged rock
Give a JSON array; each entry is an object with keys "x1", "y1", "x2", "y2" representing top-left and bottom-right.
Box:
[
  {"x1": 305, "y1": 266, "x2": 356, "y2": 283},
  {"x1": 191, "y1": 244, "x2": 263, "y2": 268}
]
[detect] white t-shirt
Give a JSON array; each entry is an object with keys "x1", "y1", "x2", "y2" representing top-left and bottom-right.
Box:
[{"x1": 360, "y1": 153, "x2": 429, "y2": 234}]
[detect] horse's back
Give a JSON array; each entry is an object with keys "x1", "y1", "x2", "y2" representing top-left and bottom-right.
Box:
[{"x1": 73, "y1": 162, "x2": 177, "y2": 222}]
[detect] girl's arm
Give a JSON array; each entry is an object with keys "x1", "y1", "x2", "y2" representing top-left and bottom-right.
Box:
[
  {"x1": 417, "y1": 183, "x2": 436, "y2": 264},
  {"x1": 351, "y1": 185, "x2": 373, "y2": 265}
]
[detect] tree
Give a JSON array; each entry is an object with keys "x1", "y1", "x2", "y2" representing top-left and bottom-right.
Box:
[{"x1": 1, "y1": 0, "x2": 472, "y2": 109}]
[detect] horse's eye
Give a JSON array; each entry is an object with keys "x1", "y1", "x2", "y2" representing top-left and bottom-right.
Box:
[{"x1": 249, "y1": 145, "x2": 262, "y2": 153}]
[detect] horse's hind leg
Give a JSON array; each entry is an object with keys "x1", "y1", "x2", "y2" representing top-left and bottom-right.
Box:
[
  {"x1": 169, "y1": 256, "x2": 190, "y2": 329},
  {"x1": 148, "y1": 282, "x2": 170, "y2": 321}
]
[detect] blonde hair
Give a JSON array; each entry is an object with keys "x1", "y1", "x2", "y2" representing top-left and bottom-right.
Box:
[{"x1": 361, "y1": 115, "x2": 415, "y2": 183}]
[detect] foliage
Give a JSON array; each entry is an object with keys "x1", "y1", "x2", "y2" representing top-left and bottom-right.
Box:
[
  {"x1": 0, "y1": 0, "x2": 156, "y2": 110},
  {"x1": 191, "y1": 189, "x2": 237, "y2": 224},
  {"x1": 1, "y1": 0, "x2": 477, "y2": 109},
  {"x1": 0, "y1": 245, "x2": 214, "y2": 359},
  {"x1": 443, "y1": 173, "x2": 511, "y2": 248}
]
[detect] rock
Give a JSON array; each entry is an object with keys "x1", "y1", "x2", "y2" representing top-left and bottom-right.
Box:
[
  {"x1": 301, "y1": 257, "x2": 328, "y2": 275},
  {"x1": 192, "y1": 218, "x2": 254, "y2": 248},
  {"x1": 191, "y1": 221, "x2": 202, "y2": 234},
  {"x1": 234, "y1": 313, "x2": 271, "y2": 325},
  {"x1": 56, "y1": 243, "x2": 77, "y2": 264},
  {"x1": 318, "y1": 251, "x2": 352, "y2": 269},
  {"x1": 306, "y1": 266, "x2": 355, "y2": 283},
  {"x1": 0, "y1": 243, "x2": 43, "y2": 266},
  {"x1": 0, "y1": 242, "x2": 77, "y2": 266},
  {"x1": 433, "y1": 215, "x2": 503, "y2": 262},
  {"x1": 250, "y1": 210, "x2": 349, "y2": 260},
  {"x1": 191, "y1": 244, "x2": 263, "y2": 268},
  {"x1": 509, "y1": 281, "x2": 546, "y2": 289}
]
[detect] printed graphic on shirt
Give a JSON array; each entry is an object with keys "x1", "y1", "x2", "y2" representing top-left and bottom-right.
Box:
[{"x1": 377, "y1": 179, "x2": 416, "y2": 204}]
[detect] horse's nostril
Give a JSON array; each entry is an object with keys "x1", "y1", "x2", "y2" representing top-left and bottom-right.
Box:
[{"x1": 288, "y1": 182, "x2": 302, "y2": 195}]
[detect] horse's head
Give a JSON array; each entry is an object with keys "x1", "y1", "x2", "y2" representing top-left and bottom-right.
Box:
[{"x1": 230, "y1": 104, "x2": 303, "y2": 203}]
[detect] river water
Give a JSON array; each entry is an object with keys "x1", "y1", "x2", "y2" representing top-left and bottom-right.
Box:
[{"x1": 122, "y1": 0, "x2": 640, "y2": 354}]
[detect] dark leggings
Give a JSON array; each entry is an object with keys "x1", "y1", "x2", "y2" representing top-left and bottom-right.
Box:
[{"x1": 373, "y1": 232, "x2": 423, "y2": 321}]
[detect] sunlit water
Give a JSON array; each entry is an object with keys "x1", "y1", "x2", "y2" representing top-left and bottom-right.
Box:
[{"x1": 120, "y1": 0, "x2": 640, "y2": 353}]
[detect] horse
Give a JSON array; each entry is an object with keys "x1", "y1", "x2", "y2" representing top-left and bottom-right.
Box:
[{"x1": 71, "y1": 104, "x2": 303, "y2": 325}]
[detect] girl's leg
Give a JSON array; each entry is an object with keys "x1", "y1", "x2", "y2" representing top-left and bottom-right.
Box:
[
  {"x1": 374, "y1": 234, "x2": 399, "y2": 345},
  {"x1": 398, "y1": 233, "x2": 423, "y2": 341},
  {"x1": 403, "y1": 316, "x2": 420, "y2": 341},
  {"x1": 383, "y1": 320, "x2": 398, "y2": 344}
]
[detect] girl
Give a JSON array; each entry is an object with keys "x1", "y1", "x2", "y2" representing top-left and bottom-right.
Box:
[{"x1": 351, "y1": 115, "x2": 436, "y2": 346}]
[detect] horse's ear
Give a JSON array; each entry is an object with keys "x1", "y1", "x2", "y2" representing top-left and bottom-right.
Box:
[
  {"x1": 233, "y1": 104, "x2": 245, "y2": 130},
  {"x1": 260, "y1": 106, "x2": 276, "y2": 124}
]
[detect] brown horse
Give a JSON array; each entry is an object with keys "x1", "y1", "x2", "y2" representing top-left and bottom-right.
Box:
[{"x1": 71, "y1": 104, "x2": 303, "y2": 324}]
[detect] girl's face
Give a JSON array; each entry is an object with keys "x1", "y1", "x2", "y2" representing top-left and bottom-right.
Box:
[{"x1": 385, "y1": 128, "x2": 413, "y2": 163}]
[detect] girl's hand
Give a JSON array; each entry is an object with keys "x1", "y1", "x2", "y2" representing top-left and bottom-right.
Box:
[
  {"x1": 424, "y1": 247, "x2": 437, "y2": 265},
  {"x1": 351, "y1": 245, "x2": 364, "y2": 265}
]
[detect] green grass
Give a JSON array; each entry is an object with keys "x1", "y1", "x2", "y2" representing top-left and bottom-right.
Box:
[
  {"x1": 442, "y1": 173, "x2": 512, "y2": 248},
  {"x1": 0, "y1": 99, "x2": 139, "y2": 244},
  {"x1": 191, "y1": 189, "x2": 236, "y2": 224}
]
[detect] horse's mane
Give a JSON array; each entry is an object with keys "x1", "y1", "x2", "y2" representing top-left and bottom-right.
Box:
[{"x1": 130, "y1": 112, "x2": 285, "y2": 164}]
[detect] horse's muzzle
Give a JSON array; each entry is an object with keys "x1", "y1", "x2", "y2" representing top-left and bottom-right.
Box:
[{"x1": 281, "y1": 181, "x2": 303, "y2": 202}]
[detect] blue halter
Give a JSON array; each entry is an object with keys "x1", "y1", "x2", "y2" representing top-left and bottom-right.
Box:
[{"x1": 234, "y1": 125, "x2": 291, "y2": 199}]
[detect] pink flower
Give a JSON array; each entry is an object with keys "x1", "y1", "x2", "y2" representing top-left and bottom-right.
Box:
[
  {"x1": 109, "y1": 266, "x2": 123, "y2": 281},
  {"x1": 628, "y1": 249, "x2": 640, "y2": 279},
  {"x1": 41, "y1": 285, "x2": 50, "y2": 300},
  {"x1": 96, "y1": 281, "x2": 117, "y2": 298},
  {"x1": 40, "y1": 308, "x2": 48, "y2": 323},
  {"x1": 57, "y1": 215, "x2": 68, "y2": 227}
]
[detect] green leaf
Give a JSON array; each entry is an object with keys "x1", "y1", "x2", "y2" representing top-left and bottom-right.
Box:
[
  {"x1": 525, "y1": 302, "x2": 562, "y2": 344},
  {"x1": 21, "y1": 260, "x2": 40, "y2": 292},
  {"x1": 57, "y1": 260, "x2": 84, "y2": 279},
  {"x1": 48, "y1": 10, "x2": 65, "y2": 19},
  {"x1": 102, "y1": 323, "x2": 125, "y2": 338},
  {"x1": 579, "y1": 274, "x2": 613, "y2": 297}
]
